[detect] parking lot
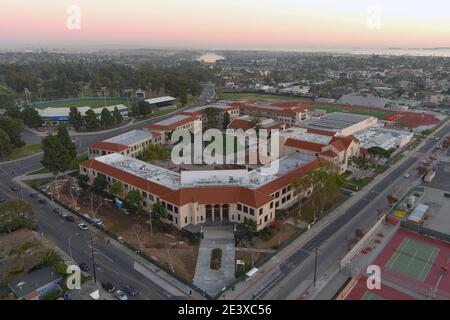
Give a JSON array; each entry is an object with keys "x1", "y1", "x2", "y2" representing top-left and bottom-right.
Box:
[
  {"x1": 421, "y1": 161, "x2": 450, "y2": 192},
  {"x1": 419, "y1": 186, "x2": 450, "y2": 235}
]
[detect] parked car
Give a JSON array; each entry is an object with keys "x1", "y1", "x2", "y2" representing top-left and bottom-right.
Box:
[
  {"x1": 38, "y1": 198, "x2": 48, "y2": 204},
  {"x1": 78, "y1": 223, "x2": 89, "y2": 231},
  {"x1": 102, "y1": 282, "x2": 115, "y2": 293},
  {"x1": 83, "y1": 214, "x2": 93, "y2": 222},
  {"x1": 53, "y1": 208, "x2": 62, "y2": 214},
  {"x1": 124, "y1": 285, "x2": 139, "y2": 296},
  {"x1": 65, "y1": 215, "x2": 75, "y2": 222},
  {"x1": 92, "y1": 218, "x2": 104, "y2": 226},
  {"x1": 114, "y1": 290, "x2": 128, "y2": 300},
  {"x1": 10, "y1": 186, "x2": 20, "y2": 192},
  {"x1": 0, "y1": 197, "x2": 5, "y2": 203},
  {"x1": 30, "y1": 193, "x2": 38, "y2": 198},
  {"x1": 79, "y1": 262, "x2": 89, "y2": 272},
  {"x1": 404, "y1": 173, "x2": 411, "y2": 178}
]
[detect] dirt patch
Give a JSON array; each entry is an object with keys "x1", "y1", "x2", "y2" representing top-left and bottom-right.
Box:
[
  {"x1": 0, "y1": 229, "x2": 48, "y2": 285},
  {"x1": 46, "y1": 178, "x2": 199, "y2": 281}
]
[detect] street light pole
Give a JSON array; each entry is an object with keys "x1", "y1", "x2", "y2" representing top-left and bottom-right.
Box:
[{"x1": 89, "y1": 234, "x2": 97, "y2": 283}]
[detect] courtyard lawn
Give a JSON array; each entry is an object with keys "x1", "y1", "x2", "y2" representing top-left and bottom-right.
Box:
[
  {"x1": 5, "y1": 143, "x2": 42, "y2": 161},
  {"x1": 309, "y1": 104, "x2": 395, "y2": 120},
  {"x1": 217, "y1": 92, "x2": 311, "y2": 102}
]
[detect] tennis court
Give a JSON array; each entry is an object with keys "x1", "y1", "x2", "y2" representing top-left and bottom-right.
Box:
[
  {"x1": 362, "y1": 292, "x2": 385, "y2": 300},
  {"x1": 386, "y1": 238, "x2": 439, "y2": 281}
]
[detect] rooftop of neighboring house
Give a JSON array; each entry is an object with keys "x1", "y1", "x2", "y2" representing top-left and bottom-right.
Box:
[{"x1": 7, "y1": 267, "x2": 62, "y2": 300}]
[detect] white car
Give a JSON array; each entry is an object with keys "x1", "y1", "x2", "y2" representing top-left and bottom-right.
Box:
[
  {"x1": 78, "y1": 223, "x2": 89, "y2": 231},
  {"x1": 404, "y1": 173, "x2": 411, "y2": 178},
  {"x1": 114, "y1": 290, "x2": 128, "y2": 301}
]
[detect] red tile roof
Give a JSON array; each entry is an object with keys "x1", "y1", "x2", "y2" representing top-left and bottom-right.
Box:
[
  {"x1": 229, "y1": 118, "x2": 252, "y2": 130},
  {"x1": 320, "y1": 150, "x2": 338, "y2": 158},
  {"x1": 88, "y1": 141, "x2": 128, "y2": 153},
  {"x1": 305, "y1": 128, "x2": 337, "y2": 137},
  {"x1": 145, "y1": 115, "x2": 199, "y2": 131},
  {"x1": 257, "y1": 158, "x2": 320, "y2": 195},
  {"x1": 284, "y1": 138, "x2": 324, "y2": 153}
]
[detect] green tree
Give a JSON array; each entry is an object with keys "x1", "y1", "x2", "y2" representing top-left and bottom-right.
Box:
[
  {"x1": 21, "y1": 108, "x2": 42, "y2": 128},
  {"x1": 56, "y1": 124, "x2": 76, "y2": 160},
  {"x1": 0, "y1": 116, "x2": 24, "y2": 147},
  {"x1": 139, "y1": 144, "x2": 170, "y2": 162},
  {"x1": 41, "y1": 135, "x2": 72, "y2": 175},
  {"x1": 0, "y1": 128, "x2": 13, "y2": 160},
  {"x1": 69, "y1": 107, "x2": 83, "y2": 131},
  {"x1": 291, "y1": 175, "x2": 312, "y2": 217},
  {"x1": 112, "y1": 106, "x2": 123, "y2": 125},
  {"x1": 203, "y1": 107, "x2": 221, "y2": 130},
  {"x1": 92, "y1": 174, "x2": 108, "y2": 193},
  {"x1": 0, "y1": 200, "x2": 34, "y2": 233},
  {"x1": 0, "y1": 93, "x2": 15, "y2": 110},
  {"x1": 222, "y1": 112, "x2": 230, "y2": 129},
  {"x1": 108, "y1": 181, "x2": 123, "y2": 196},
  {"x1": 124, "y1": 190, "x2": 142, "y2": 214},
  {"x1": 84, "y1": 109, "x2": 100, "y2": 131},
  {"x1": 309, "y1": 162, "x2": 345, "y2": 222},
  {"x1": 100, "y1": 108, "x2": 114, "y2": 128},
  {"x1": 77, "y1": 174, "x2": 89, "y2": 191},
  {"x1": 151, "y1": 202, "x2": 167, "y2": 220},
  {"x1": 131, "y1": 103, "x2": 141, "y2": 117}
]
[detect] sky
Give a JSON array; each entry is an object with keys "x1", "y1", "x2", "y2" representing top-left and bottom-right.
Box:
[{"x1": 0, "y1": 0, "x2": 449, "y2": 50}]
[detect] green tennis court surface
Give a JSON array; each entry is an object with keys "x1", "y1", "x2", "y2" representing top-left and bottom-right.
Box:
[
  {"x1": 362, "y1": 292, "x2": 385, "y2": 300},
  {"x1": 386, "y1": 238, "x2": 439, "y2": 281}
]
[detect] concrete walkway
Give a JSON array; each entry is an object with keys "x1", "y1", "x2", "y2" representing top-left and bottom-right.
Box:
[{"x1": 193, "y1": 226, "x2": 235, "y2": 297}]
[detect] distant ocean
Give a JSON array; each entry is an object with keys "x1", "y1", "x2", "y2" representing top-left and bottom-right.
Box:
[{"x1": 265, "y1": 48, "x2": 450, "y2": 57}]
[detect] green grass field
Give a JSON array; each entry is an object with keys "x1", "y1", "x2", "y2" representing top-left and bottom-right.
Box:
[
  {"x1": 386, "y1": 238, "x2": 439, "y2": 281},
  {"x1": 217, "y1": 92, "x2": 311, "y2": 102},
  {"x1": 309, "y1": 104, "x2": 395, "y2": 120},
  {"x1": 30, "y1": 98, "x2": 132, "y2": 109},
  {"x1": 5, "y1": 143, "x2": 42, "y2": 161}
]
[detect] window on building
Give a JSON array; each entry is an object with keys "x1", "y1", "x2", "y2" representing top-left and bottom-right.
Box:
[
  {"x1": 249, "y1": 208, "x2": 254, "y2": 216},
  {"x1": 259, "y1": 208, "x2": 263, "y2": 215},
  {"x1": 174, "y1": 207, "x2": 178, "y2": 214},
  {"x1": 270, "y1": 202, "x2": 273, "y2": 209},
  {"x1": 275, "y1": 201, "x2": 279, "y2": 208},
  {"x1": 243, "y1": 206, "x2": 248, "y2": 214},
  {"x1": 237, "y1": 203, "x2": 242, "y2": 211}
]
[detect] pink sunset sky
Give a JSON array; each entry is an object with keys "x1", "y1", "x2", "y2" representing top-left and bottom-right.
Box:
[{"x1": 1, "y1": 0, "x2": 449, "y2": 49}]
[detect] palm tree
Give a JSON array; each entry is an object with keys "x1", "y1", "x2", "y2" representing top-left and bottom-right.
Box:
[{"x1": 291, "y1": 175, "x2": 312, "y2": 219}]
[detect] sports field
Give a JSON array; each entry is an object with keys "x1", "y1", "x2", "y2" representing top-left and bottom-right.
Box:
[
  {"x1": 29, "y1": 97, "x2": 132, "y2": 109},
  {"x1": 309, "y1": 104, "x2": 396, "y2": 120},
  {"x1": 386, "y1": 238, "x2": 439, "y2": 281}
]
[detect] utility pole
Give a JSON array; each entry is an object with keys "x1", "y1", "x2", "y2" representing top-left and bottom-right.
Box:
[
  {"x1": 313, "y1": 247, "x2": 318, "y2": 287},
  {"x1": 89, "y1": 234, "x2": 97, "y2": 283}
]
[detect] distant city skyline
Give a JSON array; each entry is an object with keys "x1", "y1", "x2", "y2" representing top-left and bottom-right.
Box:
[{"x1": 1, "y1": 0, "x2": 449, "y2": 50}]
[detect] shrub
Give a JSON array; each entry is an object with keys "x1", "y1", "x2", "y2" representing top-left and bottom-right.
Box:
[{"x1": 210, "y1": 248, "x2": 222, "y2": 270}]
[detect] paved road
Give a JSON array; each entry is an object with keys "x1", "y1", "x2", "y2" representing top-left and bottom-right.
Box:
[
  {"x1": 0, "y1": 84, "x2": 216, "y2": 300},
  {"x1": 251, "y1": 122, "x2": 450, "y2": 300}
]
